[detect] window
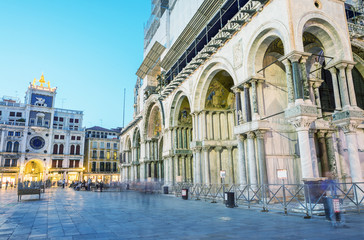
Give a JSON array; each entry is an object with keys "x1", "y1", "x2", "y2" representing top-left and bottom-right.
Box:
[
  {"x1": 57, "y1": 160, "x2": 63, "y2": 168},
  {"x1": 15, "y1": 132, "x2": 20, "y2": 137},
  {"x1": 55, "y1": 135, "x2": 59, "y2": 139},
  {"x1": 113, "y1": 152, "x2": 117, "y2": 160},
  {"x1": 77, "y1": 136, "x2": 81, "y2": 140},
  {"x1": 106, "y1": 151, "x2": 110, "y2": 160},
  {"x1": 71, "y1": 136, "x2": 76, "y2": 140},
  {"x1": 11, "y1": 159, "x2": 17, "y2": 167},
  {"x1": 92, "y1": 150, "x2": 97, "y2": 158},
  {"x1": 8, "y1": 131, "x2": 14, "y2": 136},
  {"x1": 107, "y1": 143, "x2": 111, "y2": 149},
  {"x1": 69, "y1": 118, "x2": 74, "y2": 123},
  {"x1": 13, "y1": 142, "x2": 19, "y2": 153},
  {"x1": 92, "y1": 142, "x2": 97, "y2": 148},
  {"x1": 75, "y1": 119, "x2": 79, "y2": 123},
  {"x1": 106, "y1": 162, "x2": 111, "y2": 172},
  {"x1": 9, "y1": 112, "x2": 15, "y2": 117},
  {"x1": 76, "y1": 145, "x2": 80, "y2": 155},
  {"x1": 52, "y1": 160, "x2": 57, "y2": 168},
  {"x1": 59, "y1": 144, "x2": 64, "y2": 154},
  {"x1": 113, "y1": 143, "x2": 117, "y2": 149},
  {"x1": 16, "y1": 112, "x2": 22, "y2": 117},
  {"x1": 54, "y1": 116, "x2": 58, "y2": 121},
  {"x1": 113, "y1": 162, "x2": 117, "y2": 172},
  {"x1": 100, "y1": 142, "x2": 105, "y2": 149},
  {"x1": 60, "y1": 135, "x2": 65, "y2": 140},
  {"x1": 6, "y1": 141, "x2": 12, "y2": 152},
  {"x1": 4, "y1": 159, "x2": 11, "y2": 167},
  {"x1": 100, "y1": 151, "x2": 104, "y2": 159},
  {"x1": 69, "y1": 160, "x2": 74, "y2": 168},
  {"x1": 75, "y1": 160, "x2": 79, "y2": 168},
  {"x1": 92, "y1": 162, "x2": 96, "y2": 172},
  {"x1": 59, "y1": 117, "x2": 64, "y2": 122},
  {"x1": 53, "y1": 144, "x2": 58, "y2": 154},
  {"x1": 100, "y1": 162, "x2": 104, "y2": 171},
  {"x1": 70, "y1": 145, "x2": 75, "y2": 155}
]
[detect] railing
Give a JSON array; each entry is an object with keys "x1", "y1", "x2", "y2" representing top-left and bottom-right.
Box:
[
  {"x1": 168, "y1": 182, "x2": 364, "y2": 217},
  {"x1": 0, "y1": 121, "x2": 26, "y2": 126}
]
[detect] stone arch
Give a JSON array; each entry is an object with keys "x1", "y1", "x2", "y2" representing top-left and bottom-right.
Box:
[
  {"x1": 193, "y1": 58, "x2": 237, "y2": 112},
  {"x1": 296, "y1": 12, "x2": 352, "y2": 60},
  {"x1": 245, "y1": 20, "x2": 290, "y2": 76},
  {"x1": 24, "y1": 159, "x2": 45, "y2": 181},
  {"x1": 169, "y1": 90, "x2": 193, "y2": 127},
  {"x1": 143, "y1": 95, "x2": 164, "y2": 137}
]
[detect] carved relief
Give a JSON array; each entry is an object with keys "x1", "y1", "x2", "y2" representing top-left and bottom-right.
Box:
[{"x1": 205, "y1": 72, "x2": 234, "y2": 110}]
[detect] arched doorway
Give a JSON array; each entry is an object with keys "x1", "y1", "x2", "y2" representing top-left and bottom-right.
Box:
[
  {"x1": 24, "y1": 160, "x2": 44, "y2": 181},
  {"x1": 170, "y1": 94, "x2": 193, "y2": 183},
  {"x1": 200, "y1": 70, "x2": 237, "y2": 185},
  {"x1": 146, "y1": 105, "x2": 163, "y2": 181}
]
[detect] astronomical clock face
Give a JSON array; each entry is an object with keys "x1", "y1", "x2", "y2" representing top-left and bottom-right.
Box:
[{"x1": 29, "y1": 136, "x2": 45, "y2": 150}]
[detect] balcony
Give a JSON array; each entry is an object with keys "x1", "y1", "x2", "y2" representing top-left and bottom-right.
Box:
[
  {"x1": 0, "y1": 121, "x2": 26, "y2": 126},
  {"x1": 89, "y1": 168, "x2": 119, "y2": 173}
]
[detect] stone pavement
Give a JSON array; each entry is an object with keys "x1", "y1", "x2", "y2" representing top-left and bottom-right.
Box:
[{"x1": 0, "y1": 187, "x2": 363, "y2": 240}]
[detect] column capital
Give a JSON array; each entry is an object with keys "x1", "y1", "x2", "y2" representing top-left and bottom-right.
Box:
[
  {"x1": 202, "y1": 146, "x2": 210, "y2": 152},
  {"x1": 215, "y1": 146, "x2": 223, "y2": 152},
  {"x1": 281, "y1": 58, "x2": 291, "y2": 67},
  {"x1": 285, "y1": 51, "x2": 311, "y2": 63},
  {"x1": 237, "y1": 134, "x2": 246, "y2": 141},
  {"x1": 317, "y1": 130, "x2": 327, "y2": 139},
  {"x1": 339, "y1": 121, "x2": 359, "y2": 134},
  {"x1": 289, "y1": 116, "x2": 315, "y2": 131},
  {"x1": 255, "y1": 130, "x2": 266, "y2": 139},
  {"x1": 247, "y1": 131, "x2": 255, "y2": 139}
]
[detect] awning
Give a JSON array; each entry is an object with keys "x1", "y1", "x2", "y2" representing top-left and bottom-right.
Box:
[{"x1": 136, "y1": 41, "x2": 165, "y2": 79}]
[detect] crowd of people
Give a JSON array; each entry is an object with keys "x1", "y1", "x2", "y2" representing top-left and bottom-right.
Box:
[{"x1": 69, "y1": 179, "x2": 104, "y2": 192}]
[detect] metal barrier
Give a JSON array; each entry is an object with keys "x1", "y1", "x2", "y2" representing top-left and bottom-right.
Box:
[{"x1": 167, "y1": 182, "x2": 364, "y2": 217}]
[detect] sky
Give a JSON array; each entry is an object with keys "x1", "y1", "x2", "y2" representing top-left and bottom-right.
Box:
[{"x1": 0, "y1": 0, "x2": 150, "y2": 129}]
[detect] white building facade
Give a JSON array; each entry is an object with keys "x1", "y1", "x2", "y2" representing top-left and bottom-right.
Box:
[
  {"x1": 120, "y1": 0, "x2": 364, "y2": 187},
  {"x1": 0, "y1": 75, "x2": 85, "y2": 187}
]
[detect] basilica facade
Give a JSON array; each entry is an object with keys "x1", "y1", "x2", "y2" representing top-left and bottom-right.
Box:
[
  {"x1": 0, "y1": 75, "x2": 85, "y2": 187},
  {"x1": 120, "y1": 0, "x2": 364, "y2": 187}
]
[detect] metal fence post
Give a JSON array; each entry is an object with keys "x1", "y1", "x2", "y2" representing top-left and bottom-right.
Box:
[
  {"x1": 354, "y1": 183, "x2": 359, "y2": 213},
  {"x1": 282, "y1": 182, "x2": 287, "y2": 215}
]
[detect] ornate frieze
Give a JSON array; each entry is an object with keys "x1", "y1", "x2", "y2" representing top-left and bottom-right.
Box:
[{"x1": 284, "y1": 104, "x2": 318, "y2": 119}]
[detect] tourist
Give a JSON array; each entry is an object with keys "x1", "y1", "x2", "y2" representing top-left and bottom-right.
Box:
[
  {"x1": 5, "y1": 180, "x2": 9, "y2": 190},
  {"x1": 88, "y1": 178, "x2": 92, "y2": 191},
  {"x1": 62, "y1": 179, "x2": 65, "y2": 188}
]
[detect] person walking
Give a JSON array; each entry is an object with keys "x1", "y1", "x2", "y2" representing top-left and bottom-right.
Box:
[
  {"x1": 62, "y1": 179, "x2": 65, "y2": 189},
  {"x1": 5, "y1": 180, "x2": 9, "y2": 190},
  {"x1": 100, "y1": 181, "x2": 103, "y2": 192},
  {"x1": 88, "y1": 178, "x2": 92, "y2": 191}
]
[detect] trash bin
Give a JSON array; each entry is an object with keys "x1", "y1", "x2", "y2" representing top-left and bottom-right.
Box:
[
  {"x1": 163, "y1": 186, "x2": 169, "y2": 194},
  {"x1": 182, "y1": 188, "x2": 188, "y2": 200},
  {"x1": 225, "y1": 192, "x2": 235, "y2": 208}
]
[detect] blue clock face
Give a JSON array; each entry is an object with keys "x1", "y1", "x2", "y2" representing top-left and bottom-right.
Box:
[{"x1": 30, "y1": 136, "x2": 45, "y2": 150}]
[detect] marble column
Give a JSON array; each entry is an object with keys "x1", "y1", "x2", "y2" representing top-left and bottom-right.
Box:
[
  {"x1": 209, "y1": 112, "x2": 214, "y2": 140},
  {"x1": 202, "y1": 111, "x2": 207, "y2": 140},
  {"x1": 290, "y1": 56, "x2": 304, "y2": 103},
  {"x1": 237, "y1": 135, "x2": 247, "y2": 185},
  {"x1": 317, "y1": 131, "x2": 330, "y2": 177},
  {"x1": 202, "y1": 147, "x2": 210, "y2": 185},
  {"x1": 312, "y1": 80, "x2": 323, "y2": 117},
  {"x1": 235, "y1": 91, "x2": 242, "y2": 123},
  {"x1": 325, "y1": 132, "x2": 337, "y2": 177},
  {"x1": 247, "y1": 132, "x2": 258, "y2": 187},
  {"x1": 300, "y1": 56, "x2": 311, "y2": 104},
  {"x1": 282, "y1": 59, "x2": 295, "y2": 108},
  {"x1": 342, "y1": 122, "x2": 362, "y2": 182},
  {"x1": 255, "y1": 130, "x2": 268, "y2": 185},
  {"x1": 309, "y1": 130, "x2": 319, "y2": 178},
  {"x1": 227, "y1": 146, "x2": 234, "y2": 184},
  {"x1": 216, "y1": 147, "x2": 222, "y2": 183},
  {"x1": 181, "y1": 156, "x2": 186, "y2": 182},
  {"x1": 291, "y1": 117, "x2": 315, "y2": 179},
  {"x1": 251, "y1": 80, "x2": 259, "y2": 120},
  {"x1": 346, "y1": 64, "x2": 357, "y2": 107},
  {"x1": 244, "y1": 84, "x2": 252, "y2": 122},
  {"x1": 194, "y1": 147, "x2": 202, "y2": 184},
  {"x1": 169, "y1": 157, "x2": 174, "y2": 185},
  {"x1": 328, "y1": 67, "x2": 342, "y2": 111},
  {"x1": 337, "y1": 64, "x2": 350, "y2": 109}
]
